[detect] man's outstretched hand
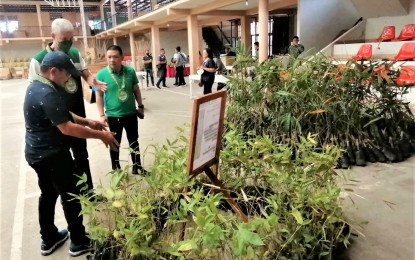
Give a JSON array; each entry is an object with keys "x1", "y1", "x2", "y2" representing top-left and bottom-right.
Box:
[
  {"x1": 101, "y1": 131, "x2": 119, "y2": 151},
  {"x1": 88, "y1": 119, "x2": 108, "y2": 131}
]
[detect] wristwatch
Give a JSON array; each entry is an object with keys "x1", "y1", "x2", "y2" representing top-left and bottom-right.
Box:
[{"x1": 138, "y1": 104, "x2": 144, "y2": 109}]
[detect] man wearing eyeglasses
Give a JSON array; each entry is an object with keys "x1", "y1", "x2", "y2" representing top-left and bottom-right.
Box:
[
  {"x1": 24, "y1": 51, "x2": 119, "y2": 257},
  {"x1": 28, "y1": 18, "x2": 107, "y2": 193}
]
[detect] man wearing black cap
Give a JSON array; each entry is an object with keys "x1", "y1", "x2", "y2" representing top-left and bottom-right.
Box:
[
  {"x1": 24, "y1": 51, "x2": 119, "y2": 257},
  {"x1": 28, "y1": 18, "x2": 107, "y2": 193}
]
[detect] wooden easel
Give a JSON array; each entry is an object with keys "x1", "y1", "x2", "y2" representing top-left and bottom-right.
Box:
[{"x1": 186, "y1": 90, "x2": 248, "y2": 223}]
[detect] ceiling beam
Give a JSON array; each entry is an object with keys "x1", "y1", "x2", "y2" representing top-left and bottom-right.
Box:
[
  {"x1": 190, "y1": 0, "x2": 244, "y2": 15},
  {"x1": 167, "y1": 8, "x2": 190, "y2": 16},
  {"x1": 198, "y1": 15, "x2": 241, "y2": 26},
  {"x1": 153, "y1": 14, "x2": 185, "y2": 26},
  {"x1": 245, "y1": 0, "x2": 297, "y2": 15},
  {"x1": 115, "y1": 29, "x2": 129, "y2": 33},
  {"x1": 134, "y1": 21, "x2": 153, "y2": 27},
  {"x1": 202, "y1": 10, "x2": 245, "y2": 16}
]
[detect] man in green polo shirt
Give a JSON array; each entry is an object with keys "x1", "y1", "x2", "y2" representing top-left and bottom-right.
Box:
[
  {"x1": 96, "y1": 45, "x2": 147, "y2": 175},
  {"x1": 143, "y1": 50, "x2": 155, "y2": 88},
  {"x1": 28, "y1": 18, "x2": 107, "y2": 192}
]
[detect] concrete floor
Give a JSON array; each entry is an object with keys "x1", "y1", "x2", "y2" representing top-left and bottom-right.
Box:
[{"x1": 0, "y1": 77, "x2": 414, "y2": 260}]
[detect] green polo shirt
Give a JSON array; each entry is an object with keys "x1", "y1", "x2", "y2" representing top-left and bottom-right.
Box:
[{"x1": 96, "y1": 65, "x2": 139, "y2": 117}]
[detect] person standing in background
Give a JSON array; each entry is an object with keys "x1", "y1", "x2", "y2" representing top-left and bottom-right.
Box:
[
  {"x1": 28, "y1": 18, "x2": 107, "y2": 193},
  {"x1": 213, "y1": 56, "x2": 227, "y2": 91},
  {"x1": 225, "y1": 47, "x2": 236, "y2": 57},
  {"x1": 96, "y1": 45, "x2": 147, "y2": 175},
  {"x1": 142, "y1": 50, "x2": 155, "y2": 87},
  {"x1": 254, "y1": 41, "x2": 259, "y2": 58},
  {"x1": 288, "y1": 36, "x2": 305, "y2": 58},
  {"x1": 156, "y1": 48, "x2": 168, "y2": 88},
  {"x1": 199, "y1": 48, "x2": 216, "y2": 95},
  {"x1": 173, "y1": 46, "x2": 187, "y2": 86}
]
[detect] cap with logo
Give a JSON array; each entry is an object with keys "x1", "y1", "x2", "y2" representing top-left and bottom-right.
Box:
[{"x1": 41, "y1": 51, "x2": 81, "y2": 78}]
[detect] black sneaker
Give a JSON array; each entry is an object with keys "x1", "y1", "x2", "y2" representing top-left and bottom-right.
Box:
[
  {"x1": 40, "y1": 229, "x2": 69, "y2": 256},
  {"x1": 173, "y1": 83, "x2": 178, "y2": 85},
  {"x1": 162, "y1": 85, "x2": 168, "y2": 88},
  {"x1": 132, "y1": 166, "x2": 149, "y2": 176},
  {"x1": 156, "y1": 85, "x2": 161, "y2": 89},
  {"x1": 69, "y1": 239, "x2": 92, "y2": 257}
]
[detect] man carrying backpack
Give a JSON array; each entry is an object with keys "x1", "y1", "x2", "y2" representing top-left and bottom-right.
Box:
[{"x1": 173, "y1": 46, "x2": 187, "y2": 86}]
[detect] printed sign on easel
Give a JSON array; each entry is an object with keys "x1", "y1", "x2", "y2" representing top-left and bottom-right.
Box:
[{"x1": 187, "y1": 90, "x2": 248, "y2": 222}]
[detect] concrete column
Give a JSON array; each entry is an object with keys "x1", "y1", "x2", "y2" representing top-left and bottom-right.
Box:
[
  {"x1": 127, "y1": 0, "x2": 132, "y2": 20},
  {"x1": 79, "y1": 0, "x2": 88, "y2": 49},
  {"x1": 100, "y1": 3, "x2": 105, "y2": 21},
  {"x1": 150, "y1": 25, "x2": 160, "y2": 73},
  {"x1": 113, "y1": 37, "x2": 117, "y2": 45},
  {"x1": 187, "y1": 15, "x2": 199, "y2": 75},
  {"x1": 129, "y1": 31, "x2": 136, "y2": 70},
  {"x1": 258, "y1": 0, "x2": 269, "y2": 62},
  {"x1": 150, "y1": 0, "x2": 157, "y2": 10},
  {"x1": 240, "y1": 15, "x2": 251, "y2": 49},
  {"x1": 110, "y1": 0, "x2": 116, "y2": 27},
  {"x1": 36, "y1": 4, "x2": 43, "y2": 37},
  {"x1": 198, "y1": 27, "x2": 204, "y2": 57}
]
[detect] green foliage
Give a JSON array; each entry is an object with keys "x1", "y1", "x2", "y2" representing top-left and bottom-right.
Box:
[
  {"x1": 226, "y1": 51, "x2": 415, "y2": 152},
  {"x1": 76, "y1": 126, "x2": 351, "y2": 259}
]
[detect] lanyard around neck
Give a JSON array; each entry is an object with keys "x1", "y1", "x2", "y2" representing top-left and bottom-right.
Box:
[
  {"x1": 107, "y1": 66, "x2": 125, "y2": 89},
  {"x1": 36, "y1": 75, "x2": 57, "y2": 91}
]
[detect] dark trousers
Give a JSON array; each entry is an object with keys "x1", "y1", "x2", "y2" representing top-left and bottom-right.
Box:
[
  {"x1": 203, "y1": 79, "x2": 214, "y2": 95},
  {"x1": 107, "y1": 115, "x2": 142, "y2": 171},
  {"x1": 145, "y1": 68, "x2": 154, "y2": 86},
  {"x1": 71, "y1": 137, "x2": 92, "y2": 190},
  {"x1": 175, "y1": 66, "x2": 186, "y2": 85},
  {"x1": 29, "y1": 150, "x2": 86, "y2": 244},
  {"x1": 156, "y1": 68, "x2": 166, "y2": 86},
  {"x1": 69, "y1": 105, "x2": 92, "y2": 191}
]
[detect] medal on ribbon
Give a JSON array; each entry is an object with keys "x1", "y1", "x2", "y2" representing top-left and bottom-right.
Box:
[
  {"x1": 118, "y1": 88, "x2": 128, "y2": 102},
  {"x1": 107, "y1": 66, "x2": 127, "y2": 102},
  {"x1": 64, "y1": 78, "x2": 78, "y2": 93}
]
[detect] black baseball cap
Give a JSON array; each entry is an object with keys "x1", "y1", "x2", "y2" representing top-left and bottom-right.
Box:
[{"x1": 41, "y1": 51, "x2": 81, "y2": 77}]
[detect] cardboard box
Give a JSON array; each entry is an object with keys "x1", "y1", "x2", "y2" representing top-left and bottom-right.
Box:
[
  {"x1": 221, "y1": 56, "x2": 236, "y2": 66},
  {"x1": 0, "y1": 68, "x2": 11, "y2": 80}
]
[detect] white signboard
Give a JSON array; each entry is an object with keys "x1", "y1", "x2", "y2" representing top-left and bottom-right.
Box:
[{"x1": 192, "y1": 97, "x2": 222, "y2": 170}]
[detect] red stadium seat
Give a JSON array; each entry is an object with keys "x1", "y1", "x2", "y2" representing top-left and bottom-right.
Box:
[
  {"x1": 395, "y1": 66, "x2": 415, "y2": 85},
  {"x1": 395, "y1": 24, "x2": 415, "y2": 41},
  {"x1": 353, "y1": 44, "x2": 372, "y2": 60},
  {"x1": 391, "y1": 42, "x2": 415, "y2": 61},
  {"x1": 377, "y1": 26, "x2": 395, "y2": 42}
]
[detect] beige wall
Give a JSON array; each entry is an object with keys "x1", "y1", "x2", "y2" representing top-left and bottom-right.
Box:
[
  {"x1": 0, "y1": 40, "x2": 84, "y2": 60},
  {"x1": 144, "y1": 30, "x2": 190, "y2": 62},
  {"x1": 365, "y1": 0, "x2": 415, "y2": 39},
  {"x1": 0, "y1": 11, "x2": 95, "y2": 37},
  {"x1": 298, "y1": 0, "x2": 361, "y2": 54}
]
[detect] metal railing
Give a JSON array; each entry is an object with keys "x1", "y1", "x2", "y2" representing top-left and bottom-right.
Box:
[
  {"x1": 0, "y1": 26, "x2": 85, "y2": 38},
  {"x1": 93, "y1": 0, "x2": 178, "y2": 33},
  {"x1": 318, "y1": 18, "x2": 366, "y2": 57}
]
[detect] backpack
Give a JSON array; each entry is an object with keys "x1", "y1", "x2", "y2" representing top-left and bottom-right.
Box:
[{"x1": 179, "y1": 53, "x2": 188, "y2": 63}]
